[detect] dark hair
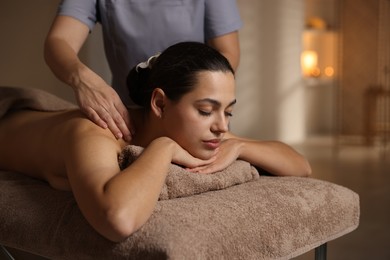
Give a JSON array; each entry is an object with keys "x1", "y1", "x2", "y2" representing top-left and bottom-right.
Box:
[{"x1": 127, "y1": 42, "x2": 234, "y2": 108}]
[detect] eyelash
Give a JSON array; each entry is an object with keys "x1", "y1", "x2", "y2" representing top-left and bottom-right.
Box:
[
  {"x1": 198, "y1": 110, "x2": 233, "y2": 117},
  {"x1": 225, "y1": 112, "x2": 233, "y2": 117},
  {"x1": 198, "y1": 110, "x2": 211, "y2": 116}
]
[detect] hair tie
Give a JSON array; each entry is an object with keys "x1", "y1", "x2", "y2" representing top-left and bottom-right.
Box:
[{"x1": 136, "y1": 53, "x2": 161, "y2": 72}]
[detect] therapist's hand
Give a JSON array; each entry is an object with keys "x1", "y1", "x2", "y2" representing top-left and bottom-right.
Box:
[
  {"x1": 75, "y1": 75, "x2": 134, "y2": 142},
  {"x1": 44, "y1": 16, "x2": 134, "y2": 142}
]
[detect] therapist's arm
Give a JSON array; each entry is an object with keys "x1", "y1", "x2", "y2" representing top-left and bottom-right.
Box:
[
  {"x1": 207, "y1": 31, "x2": 240, "y2": 71},
  {"x1": 44, "y1": 15, "x2": 133, "y2": 141}
]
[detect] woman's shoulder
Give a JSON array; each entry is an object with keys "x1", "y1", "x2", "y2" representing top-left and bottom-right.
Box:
[
  {"x1": 61, "y1": 110, "x2": 116, "y2": 140},
  {"x1": 60, "y1": 110, "x2": 125, "y2": 158},
  {"x1": 16, "y1": 109, "x2": 126, "y2": 156}
]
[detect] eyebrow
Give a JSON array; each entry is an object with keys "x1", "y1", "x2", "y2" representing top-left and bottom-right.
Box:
[{"x1": 195, "y1": 98, "x2": 237, "y2": 108}]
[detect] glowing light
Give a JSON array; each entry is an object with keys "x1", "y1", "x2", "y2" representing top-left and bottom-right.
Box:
[
  {"x1": 324, "y1": 66, "x2": 334, "y2": 77},
  {"x1": 301, "y1": 51, "x2": 319, "y2": 77}
]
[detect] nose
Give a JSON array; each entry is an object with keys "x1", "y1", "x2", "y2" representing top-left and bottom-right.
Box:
[{"x1": 211, "y1": 113, "x2": 229, "y2": 134}]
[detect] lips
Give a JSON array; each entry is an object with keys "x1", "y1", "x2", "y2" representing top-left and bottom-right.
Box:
[{"x1": 203, "y1": 139, "x2": 221, "y2": 149}]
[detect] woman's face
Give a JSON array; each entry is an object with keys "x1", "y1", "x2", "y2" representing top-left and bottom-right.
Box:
[{"x1": 162, "y1": 71, "x2": 236, "y2": 160}]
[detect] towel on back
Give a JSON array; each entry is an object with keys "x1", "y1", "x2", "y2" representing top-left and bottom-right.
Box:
[{"x1": 0, "y1": 86, "x2": 76, "y2": 119}]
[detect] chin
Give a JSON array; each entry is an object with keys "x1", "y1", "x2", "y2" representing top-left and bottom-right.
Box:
[
  {"x1": 191, "y1": 149, "x2": 216, "y2": 160},
  {"x1": 181, "y1": 142, "x2": 216, "y2": 160}
]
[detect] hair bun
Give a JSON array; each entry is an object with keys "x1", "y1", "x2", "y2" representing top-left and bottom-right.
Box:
[
  {"x1": 127, "y1": 53, "x2": 161, "y2": 107},
  {"x1": 135, "y1": 53, "x2": 160, "y2": 72},
  {"x1": 127, "y1": 66, "x2": 151, "y2": 107}
]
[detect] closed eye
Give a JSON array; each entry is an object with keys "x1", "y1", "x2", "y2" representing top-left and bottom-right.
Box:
[
  {"x1": 225, "y1": 111, "x2": 233, "y2": 117},
  {"x1": 196, "y1": 98, "x2": 236, "y2": 117},
  {"x1": 198, "y1": 110, "x2": 212, "y2": 117}
]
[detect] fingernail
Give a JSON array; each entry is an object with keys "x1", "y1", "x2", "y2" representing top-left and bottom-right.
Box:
[{"x1": 116, "y1": 133, "x2": 123, "y2": 139}]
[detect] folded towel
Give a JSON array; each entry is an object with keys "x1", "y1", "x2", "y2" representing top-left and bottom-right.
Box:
[{"x1": 118, "y1": 145, "x2": 259, "y2": 200}]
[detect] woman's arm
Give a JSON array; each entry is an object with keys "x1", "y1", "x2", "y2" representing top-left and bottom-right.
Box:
[
  {"x1": 44, "y1": 15, "x2": 132, "y2": 141},
  {"x1": 64, "y1": 127, "x2": 212, "y2": 242},
  {"x1": 231, "y1": 136, "x2": 311, "y2": 177},
  {"x1": 189, "y1": 133, "x2": 312, "y2": 177}
]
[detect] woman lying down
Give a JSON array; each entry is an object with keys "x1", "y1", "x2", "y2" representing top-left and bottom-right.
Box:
[{"x1": 0, "y1": 42, "x2": 311, "y2": 242}]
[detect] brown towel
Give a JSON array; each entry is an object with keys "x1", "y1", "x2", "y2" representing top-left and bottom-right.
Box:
[
  {"x1": 0, "y1": 86, "x2": 76, "y2": 119},
  {"x1": 0, "y1": 171, "x2": 360, "y2": 260},
  {"x1": 118, "y1": 145, "x2": 259, "y2": 200}
]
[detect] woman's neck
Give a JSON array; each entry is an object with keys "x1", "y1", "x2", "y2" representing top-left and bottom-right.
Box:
[{"x1": 128, "y1": 109, "x2": 162, "y2": 148}]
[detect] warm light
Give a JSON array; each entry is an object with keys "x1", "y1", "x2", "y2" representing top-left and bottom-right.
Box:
[
  {"x1": 306, "y1": 17, "x2": 327, "y2": 30},
  {"x1": 324, "y1": 66, "x2": 334, "y2": 77},
  {"x1": 301, "y1": 51, "x2": 319, "y2": 77}
]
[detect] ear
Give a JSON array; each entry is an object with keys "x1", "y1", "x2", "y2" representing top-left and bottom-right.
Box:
[{"x1": 150, "y1": 88, "x2": 166, "y2": 118}]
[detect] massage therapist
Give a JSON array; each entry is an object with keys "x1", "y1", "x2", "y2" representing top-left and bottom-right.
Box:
[{"x1": 44, "y1": 0, "x2": 242, "y2": 142}]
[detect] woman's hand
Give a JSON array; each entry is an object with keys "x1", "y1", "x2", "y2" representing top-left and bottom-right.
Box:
[
  {"x1": 187, "y1": 139, "x2": 242, "y2": 174},
  {"x1": 169, "y1": 140, "x2": 217, "y2": 169}
]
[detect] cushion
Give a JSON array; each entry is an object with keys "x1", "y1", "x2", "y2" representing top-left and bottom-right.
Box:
[{"x1": 0, "y1": 170, "x2": 359, "y2": 260}]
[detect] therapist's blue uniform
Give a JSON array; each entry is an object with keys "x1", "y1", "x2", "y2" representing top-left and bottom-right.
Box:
[{"x1": 58, "y1": 0, "x2": 242, "y2": 106}]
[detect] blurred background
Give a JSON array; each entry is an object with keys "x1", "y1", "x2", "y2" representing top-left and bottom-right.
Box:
[{"x1": 0, "y1": 0, "x2": 389, "y2": 259}]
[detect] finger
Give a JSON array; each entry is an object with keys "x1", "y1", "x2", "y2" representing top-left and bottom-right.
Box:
[
  {"x1": 186, "y1": 157, "x2": 217, "y2": 172},
  {"x1": 115, "y1": 103, "x2": 134, "y2": 141},
  {"x1": 187, "y1": 165, "x2": 215, "y2": 174},
  {"x1": 197, "y1": 164, "x2": 223, "y2": 174},
  {"x1": 84, "y1": 107, "x2": 108, "y2": 129},
  {"x1": 190, "y1": 157, "x2": 216, "y2": 168},
  {"x1": 103, "y1": 88, "x2": 133, "y2": 140},
  {"x1": 95, "y1": 107, "x2": 123, "y2": 139},
  {"x1": 109, "y1": 106, "x2": 131, "y2": 140},
  {"x1": 191, "y1": 159, "x2": 230, "y2": 174}
]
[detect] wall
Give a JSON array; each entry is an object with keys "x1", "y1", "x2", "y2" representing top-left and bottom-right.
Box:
[
  {"x1": 339, "y1": 0, "x2": 380, "y2": 137},
  {"x1": 0, "y1": 0, "x2": 306, "y2": 143},
  {"x1": 233, "y1": 0, "x2": 306, "y2": 143},
  {"x1": 302, "y1": 0, "x2": 339, "y2": 136},
  {"x1": 0, "y1": 0, "x2": 71, "y2": 101},
  {"x1": 0, "y1": 0, "x2": 109, "y2": 104}
]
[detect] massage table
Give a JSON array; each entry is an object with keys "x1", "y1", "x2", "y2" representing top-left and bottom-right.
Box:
[{"x1": 0, "y1": 87, "x2": 360, "y2": 259}]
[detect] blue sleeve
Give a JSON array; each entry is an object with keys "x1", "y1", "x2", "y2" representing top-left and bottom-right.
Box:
[
  {"x1": 57, "y1": 0, "x2": 98, "y2": 31},
  {"x1": 204, "y1": 0, "x2": 243, "y2": 40}
]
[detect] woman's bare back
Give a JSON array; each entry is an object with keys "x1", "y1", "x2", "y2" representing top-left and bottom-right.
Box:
[{"x1": 0, "y1": 109, "x2": 116, "y2": 190}]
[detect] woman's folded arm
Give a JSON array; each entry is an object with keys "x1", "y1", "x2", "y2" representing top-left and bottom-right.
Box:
[
  {"x1": 225, "y1": 133, "x2": 312, "y2": 177},
  {"x1": 65, "y1": 133, "x2": 172, "y2": 241},
  {"x1": 64, "y1": 122, "x2": 215, "y2": 242},
  {"x1": 187, "y1": 133, "x2": 311, "y2": 177}
]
